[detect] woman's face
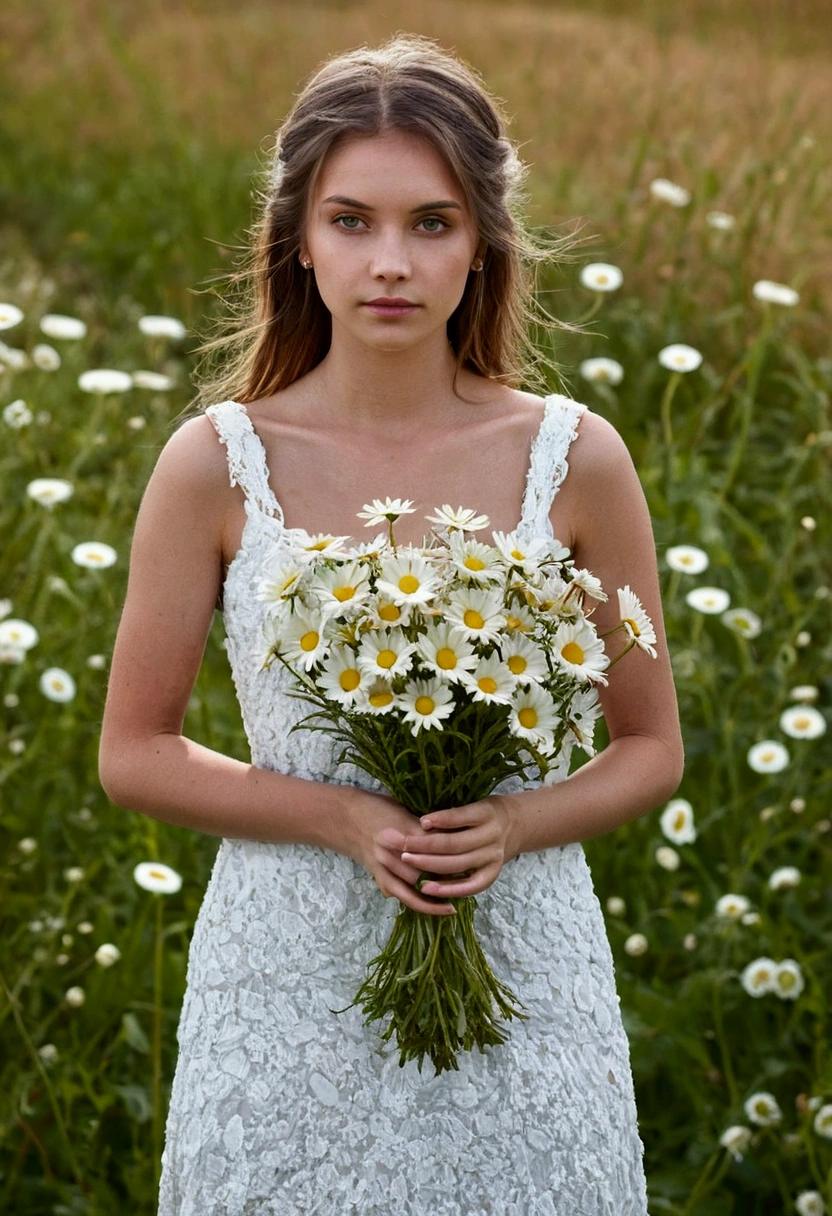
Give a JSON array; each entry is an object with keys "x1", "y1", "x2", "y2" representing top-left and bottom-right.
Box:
[{"x1": 304, "y1": 129, "x2": 482, "y2": 353}]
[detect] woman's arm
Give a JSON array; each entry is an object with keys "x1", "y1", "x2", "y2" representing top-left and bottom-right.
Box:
[
  {"x1": 395, "y1": 411, "x2": 684, "y2": 897},
  {"x1": 98, "y1": 416, "x2": 456, "y2": 915}
]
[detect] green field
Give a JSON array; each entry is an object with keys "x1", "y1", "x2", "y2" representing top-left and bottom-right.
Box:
[{"x1": 1, "y1": 2, "x2": 830, "y2": 1212}]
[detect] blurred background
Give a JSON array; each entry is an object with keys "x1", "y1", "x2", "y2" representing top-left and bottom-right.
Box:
[{"x1": 1, "y1": 3, "x2": 830, "y2": 1214}]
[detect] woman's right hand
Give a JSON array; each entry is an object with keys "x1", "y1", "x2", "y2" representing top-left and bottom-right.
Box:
[{"x1": 342, "y1": 789, "x2": 459, "y2": 917}]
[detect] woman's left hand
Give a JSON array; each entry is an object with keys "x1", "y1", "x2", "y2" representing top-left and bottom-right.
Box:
[{"x1": 380, "y1": 795, "x2": 517, "y2": 900}]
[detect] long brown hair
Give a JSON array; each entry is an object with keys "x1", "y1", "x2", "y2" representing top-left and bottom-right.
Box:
[{"x1": 193, "y1": 34, "x2": 578, "y2": 408}]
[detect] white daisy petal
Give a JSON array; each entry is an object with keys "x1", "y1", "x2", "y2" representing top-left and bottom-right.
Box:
[
  {"x1": 71, "y1": 542, "x2": 117, "y2": 569},
  {"x1": 138, "y1": 315, "x2": 187, "y2": 339},
  {"x1": 779, "y1": 705, "x2": 826, "y2": 739},
  {"x1": 617, "y1": 586, "x2": 657, "y2": 656},
  {"x1": 78, "y1": 369, "x2": 133, "y2": 394},
  {"x1": 39, "y1": 668, "x2": 76, "y2": 703},
  {"x1": 579, "y1": 358, "x2": 624, "y2": 386},
  {"x1": 747, "y1": 740, "x2": 790, "y2": 773},
  {"x1": 659, "y1": 798, "x2": 696, "y2": 844},
  {"x1": 579, "y1": 263, "x2": 623, "y2": 293},
  {"x1": 133, "y1": 861, "x2": 183, "y2": 893},
  {"x1": 666, "y1": 545, "x2": 709, "y2": 574},
  {"x1": 743, "y1": 1092, "x2": 781, "y2": 1126},
  {"x1": 40, "y1": 313, "x2": 87, "y2": 340},
  {"x1": 686, "y1": 586, "x2": 731, "y2": 614},
  {"x1": 649, "y1": 178, "x2": 691, "y2": 207},
  {"x1": 752, "y1": 280, "x2": 799, "y2": 307},
  {"x1": 658, "y1": 344, "x2": 703, "y2": 373},
  {"x1": 399, "y1": 677, "x2": 455, "y2": 735}
]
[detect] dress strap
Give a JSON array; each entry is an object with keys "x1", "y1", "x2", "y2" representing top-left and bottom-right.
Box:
[
  {"x1": 519, "y1": 393, "x2": 587, "y2": 538},
  {"x1": 205, "y1": 400, "x2": 284, "y2": 523}
]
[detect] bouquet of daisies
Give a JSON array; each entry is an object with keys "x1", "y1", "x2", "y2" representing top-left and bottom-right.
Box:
[{"x1": 259, "y1": 499, "x2": 656, "y2": 1073}]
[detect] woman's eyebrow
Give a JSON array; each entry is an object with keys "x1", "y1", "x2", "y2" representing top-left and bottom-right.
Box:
[{"x1": 320, "y1": 195, "x2": 462, "y2": 214}]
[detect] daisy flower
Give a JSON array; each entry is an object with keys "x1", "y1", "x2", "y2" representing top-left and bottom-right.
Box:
[
  {"x1": 40, "y1": 313, "x2": 87, "y2": 340},
  {"x1": 624, "y1": 933, "x2": 648, "y2": 956},
  {"x1": 425, "y1": 504, "x2": 490, "y2": 533},
  {"x1": 138, "y1": 314, "x2": 187, "y2": 339},
  {"x1": 579, "y1": 358, "x2": 624, "y2": 386},
  {"x1": 360, "y1": 677, "x2": 398, "y2": 715},
  {"x1": 279, "y1": 607, "x2": 330, "y2": 671},
  {"x1": 748, "y1": 740, "x2": 790, "y2": 773},
  {"x1": 346, "y1": 533, "x2": 389, "y2": 560},
  {"x1": 722, "y1": 608, "x2": 762, "y2": 639},
  {"x1": 132, "y1": 370, "x2": 175, "y2": 391},
  {"x1": 502, "y1": 604, "x2": 536, "y2": 634},
  {"x1": 715, "y1": 893, "x2": 750, "y2": 919},
  {"x1": 447, "y1": 533, "x2": 503, "y2": 583},
  {"x1": 71, "y1": 542, "x2": 117, "y2": 569},
  {"x1": 258, "y1": 556, "x2": 307, "y2": 606},
  {"x1": 666, "y1": 545, "x2": 709, "y2": 574},
  {"x1": 317, "y1": 647, "x2": 367, "y2": 707},
  {"x1": 779, "y1": 705, "x2": 826, "y2": 739},
  {"x1": 719, "y1": 1126, "x2": 752, "y2": 1161},
  {"x1": 65, "y1": 987, "x2": 86, "y2": 1008},
  {"x1": 133, "y1": 861, "x2": 183, "y2": 894},
  {"x1": 39, "y1": 668, "x2": 76, "y2": 703},
  {"x1": 3, "y1": 399, "x2": 33, "y2": 428},
  {"x1": 744, "y1": 1093, "x2": 782, "y2": 1127},
  {"x1": 550, "y1": 620, "x2": 609, "y2": 684},
  {"x1": 579, "y1": 263, "x2": 623, "y2": 292},
  {"x1": 686, "y1": 586, "x2": 731, "y2": 614},
  {"x1": 660, "y1": 798, "x2": 696, "y2": 843},
  {"x1": 290, "y1": 530, "x2": 351, "y2": 557},
  {"x1": 95, "y1": 943, "x2": 121, "y2": 968},
  {"x1": 461, "y1": 653, "x2": 515, "y2": 705},
  {"x1": 569, "y1": 569, "x2": 607, "y2": 601},
  {"x1": 788, "y1": 685, "x2": 818, "y2": 703},
  {"x1": 649, "y1": 178, "x2": 691, "y2": 207},
  {"x1": 417, "y1": 624, "x2": 478, "y2": 684},
  {"x1": 445, "y1": 586, "x2": 506, "y2": 644},
  {"x1": 492, "y1": 531, "x2": 551, "y2": 577},
  {"x1": 752, "y1": 280, "x2": 799, "y2": 307},
  {"x1": 532, "y1": 573, "x2": 571, "y2": 614},
  {"x1": 0, "y1": 343, "x2": 28, "y2": 371},
  {"x1": 795, "y1": 1192, "x2": 825, "y2": 1216},
  {"x1": 498, "y1": 633, "x2": 548, "y2": 684},
  {"x1": 508, "y1": 683, "x2": 560, "y2": 751},
  {"x1": 308, "y1": 561, "x2": 371, "y2": 618},
  {"x1": 357, "y1": 628, "x2": 417, "y2": 680},
  {"x1": 0, "y1": 302, "x2": 24, "y2": 330},
  {"x1": 617, "y1": 586, "x2": 657, "y2": 656},
  {"x1": 356, "y1": 498, "x2": 416, "y2": 528},
  {"x1": 399, "y1": 677, "x2": 455, "y2": 735},
  {"x1": 78, "y1": 369, "x2": 133, "y2": 394},
  {"x1": 768, "y1": 866, "x2": 800, "y2": 891},
  {"x1": 26, "y1": 478, "x2": 74, "y2": 507},
  {"x1": 658, "y1": 344, "x2": 703, "y2": 373},
  {"x1": 740, "y1": 957, "x2": 778, "y2": 997},
  {"x1": 565, "y1": 685, "x2": 602, "y2": 756},
  {"x1": 772, "y1": 959, "x2": 804, "y2": 1000},
  {"x1": 656, "y1": 846, "x2": 680, "y2": 871},
  {"x1": 0, "y1": 619, "x2": 39, "y2": 650},
  {"x1": 707, "y1": 211, "x2": 736, "y2": 231},
  {"x1": 32, "y1": 344, "x2": 61, "y2": 371},
  {"x1": 813, "y1": 1105, "x2": 832, "y2": 1139},
  {"x1": 377, "y1": 551, "x2": 440, "y2": 607},
  {"x1": 367, "y1": 595, "x2": 412, "y2": 629}
]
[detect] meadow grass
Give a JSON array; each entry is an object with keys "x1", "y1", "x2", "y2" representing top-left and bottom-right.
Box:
[{"x1": 1, "y1": 2, "x2": 830, "y2": 1212}]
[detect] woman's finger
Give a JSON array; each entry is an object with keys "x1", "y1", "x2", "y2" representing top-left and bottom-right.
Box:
[{"x1": 401, "y1": 846, "x2": 492, "y2": 875}]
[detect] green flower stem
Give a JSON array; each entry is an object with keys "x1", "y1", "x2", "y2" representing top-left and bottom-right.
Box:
[
  {"x1": 710, "y1": 980, "x2": 738, "y2": 1106},
  {"x1": 720, "y1": 310, "x2": 774, "y2": 500},
  {"x1": 660, "y1": 372, "x2": 682, "y2": 478},
  {"x1": 573, "y1": 293, "x2": 605, "y2": 326},
  {"x1": 152, "y1": 894, "x2": 164, "y2": 1195},
  {"x1": 680, "y1": 1148, "x2": 731, "y2": 1216}
]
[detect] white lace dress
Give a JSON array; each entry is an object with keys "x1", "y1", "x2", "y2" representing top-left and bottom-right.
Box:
[{"x1": 157, "y1": 395, "x2": 649, "y2": 1216}]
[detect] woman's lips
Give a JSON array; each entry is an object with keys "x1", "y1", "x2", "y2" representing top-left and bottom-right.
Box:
[{"x1": 364, "y1": 300, "x2": 419, "y2": 316}]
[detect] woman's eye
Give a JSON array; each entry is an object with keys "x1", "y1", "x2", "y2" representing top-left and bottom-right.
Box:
[
  {"x1": 419, "y1": 217, "x2": 447, "y2": 233},
  {"x1": 334, "y1": 215, "x2": 364, "y2": 230}
]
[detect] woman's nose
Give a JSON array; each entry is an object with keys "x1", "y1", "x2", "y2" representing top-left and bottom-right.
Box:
[{"x1": 370, "y1": 231, "x2": 411, "y2": 280}]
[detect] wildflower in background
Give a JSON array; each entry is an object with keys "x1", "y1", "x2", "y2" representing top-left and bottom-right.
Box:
[
  {"x1": 769, "y1": 866, "x2": 801, "y2": 891},
  {"x1": 3, "y1": 398, "x2": 33, "y2": 428},
  {"x1": 77, "y1": 922, "x2": 94, "y2": 934},
  {"x1": 660, "y1": 798, "x2": 696, "y2": 844},
  {"x1": 715, "y1": 893, "x2": 750, "y2": 919},
  {"x1": 0, "y1": 619, "x2": 38, "y2": 650},
  {"x1": 800, "y1": 515, "x2": 816, "y2": 531},
  {"x1": 683, "y1": 934, "x2": 697, "y2": 950},
  {"x1": 773, "y1": 960, "x2": 804, "y2": 1000},
  {"x1": 789, "y1": 685, "x2": 818, "y2": 703},
  {"x1": 795, "y1": 1191, "x2": 825, "y2": 1216},
  {"x1": 399, "y1": 677, "x2": 455, "y2": 736},
  {"x1": 813, "y1": 1106, "x2": 832, "y2": 1139},
  {"x1": 8, "y1": 738, "x2": 25, "y2": 754},
  {"x1": 606, "y1": 897, "x2": 626, "y2": 916},
  {"x1": 742, "y1": 911, "x2": 762, "y2": 926},
  {"x1": 0, "y1": 341, "x2": 29, "y2": 370},
  {"x1": 133, "y1": 861, "x2": 183, "y2": 894},
  {"x1": 39, "y1": 668, "x2": 76, "y2": 703},
  {"x1": 132, "y1": 370, "x2": 174, "y2": 390},
  {"x1": 38, "y1": 1044, "x2": 58, "y2": 1065},
  {"x1": 86, "y1": 654, "x2": 107, "y2": 669},
  {"x1": 624, "y1": 933, "x2": 648, "y2": 956},
  {"x1": 94, "y1": 943, "x2": 121, "y2": 968},
  {"x1": 649, "y1": 178, "x2": 691, "y2": 207},
  {"x1": 655, "y1": 846, "x2": 680, "y2": 871},
  {"x1": 744, "y1": 1093, "x2": 782, "y2": 1126},
  {"x1": 722, "y1": 608, "x2": 762, "y2": 639},
  {"x1": 790, "y1": 798, "x2": 806, "y2": 813},
  {"x1": 747, "y1": 740, "x2": 789, "y2": 773},
  {"x1": 40, "y1": 313, "x2": 87, "y2": 340},
  {"x1": 795, "y1": 631, "x2": 811, "y2": 647},
  {"x1": 666, "y1": 544, "x2": 708, "y2": 574},
  {"x1": 685, "y1": 585, "x2": 731, "y2": 614},
  {"x1": 741, "y1": 957, "x2": 778, "y2": 996},
  {"x1": 127, "y1": 415, "x2": 146, "y2": 430},
  {"x1": 18, "y1": 837, "x2": 38, "y2": 854},
  {"x1": 579, "y1": 263, "x2": 623, "y2": 292},
  {"x1": 64, "y1": 986, "x2": 85, "y2": 1008},
  {"x1": 579, "y1": 357, "x2": 624, "y2": 387},
  {"x1": 719, "y1": 1125, "x2": 752, "y2": 1161},
  {"x1": 71, "y1": 541, "x2": 118, "y2": 569},
  {"x1": 32, "y1": 343, "x2": 61, "y2": 370},
  {"x1": 78, "y1": 369, "x2": 133, "y2": 394},
  {"x1": 64, "y1": 867, "x2": 84, "y2": 883},
  {"x1": 138, "y1": 314, "x2": 187, "y2": 340},
  {"x1": 779, "y1": 705, "x2": 826, "y2": 739},
  {"x1": 658, "y1": 344, "x2": 703, "y2": 373},
  {"x1": 752, "y1": 280, "x2": 799, "y2": 307},
  {"x1": 706, "y1": 211, "x2": 736, "y2": 231},
  {"x1": 26, "y1": 478, "x2": 74, "y2": 506},
  {"x1": 4, "y1": 691, "x2": 19, "y2": 705},
  {"x1": 0, "y1": 303, "x2": 24, "y2": 329}
]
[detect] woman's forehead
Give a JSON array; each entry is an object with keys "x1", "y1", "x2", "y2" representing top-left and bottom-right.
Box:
[{"x1": 314, "y1": 130, "x2": 466, "y2": 206}]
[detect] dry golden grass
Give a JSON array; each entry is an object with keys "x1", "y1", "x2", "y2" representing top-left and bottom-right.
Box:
[{"x1": 4, "y1": 0, "x2": 831, "y2": 312}]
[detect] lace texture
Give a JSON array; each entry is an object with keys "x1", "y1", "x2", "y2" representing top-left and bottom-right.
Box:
[{"x1": 158, "y1": 396, "x2": 648, "y2": 1216}]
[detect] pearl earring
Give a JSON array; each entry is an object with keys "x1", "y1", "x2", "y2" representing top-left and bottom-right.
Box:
[
  {"x1": 471, "y1": 258, "x2": 484, "y2": 272},
  {"x1": 301, "y1": 257, "x2": 312, "y2": 269}
]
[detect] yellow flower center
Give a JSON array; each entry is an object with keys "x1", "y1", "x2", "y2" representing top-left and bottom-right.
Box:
[
  {"x1": 673, "y1": 811, "x2": 686, "y2": 832},
  {"x1": 378, "y1": 603, "x2": 400, "y2": 622},
  {"x1": 510, "y1": 548, "x2": 525, "y2": 561},
  {"x1": 281, "y1": 573, "x2": 299, "y2": 592},
  {"x1": 300, "y1": 631, "x2": 319, "y2": 652},
  {"x1": 505, "y1": 614, "x2": 522, "y2": 630},
  {"x1": 369, "y1": 691, "x2": 393, "y2": 708},
  {"x1": 623, "y1": 616, "x2": 641, "y2": 636},
  {"x1": 680, "y1": 556, "x2": 693, "y2": 566},
  {"x1": 518, "y1": 707, "x2": 538, "y2": 729},
  {"x1": 463, "y1": 609, "x2": 485, "y2": 630},
  {"x1": 339, "y1": 669, "x2": 361, "y2": 691},
  {"x1": 561, "y1": 641, "x2": 585, "y2": 665},
  {"x1": 756, "y1": 968, "x2": 770, "y2": 983},
  {"x1": 436, "y1": 647, "x2": 457, "y2": 670},
  {"x1": 398, "y1": 574, "x2": 420, "y2": 595},
  {"x1": 377, "y1": 648, "x2": 397, "y2": 669},
  {"x1": 308, "y1": 540, "x2": 332, "y2": 551},
  {"x1": 464, "y1": 555, "x2": 486, "y2": 571},
  {"x1": 793, "y1": 716, "x2": 810, "y2": 730},
  {"x1": 478, "y1": 676, "x2": 498, "y2": 694},
  {"x1": 507, "y1": 655, "x2": 527, "y2": 675},
  {"x1": 51, "y1": 679, "x2": 63, "y2": 691},
  {"x1": 778, "y1": 971, "x2": 795, "y2": 991},
  {"x1": 415, "y1": 695, "x2": 436, "y2": 716},
  {"x1": 597, "y1": 274, "x2": 608, "y2": 284},
  {"x1": 333, "y1": 585, "x2": 354, "y2": 602},
  {"x1": 760, "y1": 750, "x2": 775, "y2": 763},
  {"x1": 149, "y1": 869, "x2": 167, "y2": 881},
  {"x1": 89, "y1": 553, "x2": 104, "y2": 563}
]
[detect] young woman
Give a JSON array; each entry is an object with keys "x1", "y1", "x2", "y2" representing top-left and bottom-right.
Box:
[{"x1": 100, "y1": 33, "x2": 683, "y2": 1216}]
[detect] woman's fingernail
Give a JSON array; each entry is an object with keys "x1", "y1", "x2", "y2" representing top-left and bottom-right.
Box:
[{"x1": 422, "y1": 819, "x2": 433, "y2": 829}]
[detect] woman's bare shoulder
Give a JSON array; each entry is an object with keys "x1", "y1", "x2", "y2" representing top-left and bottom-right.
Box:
[{"x1": 150, "y1": 412, "x2": 233, "y2": 497}]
